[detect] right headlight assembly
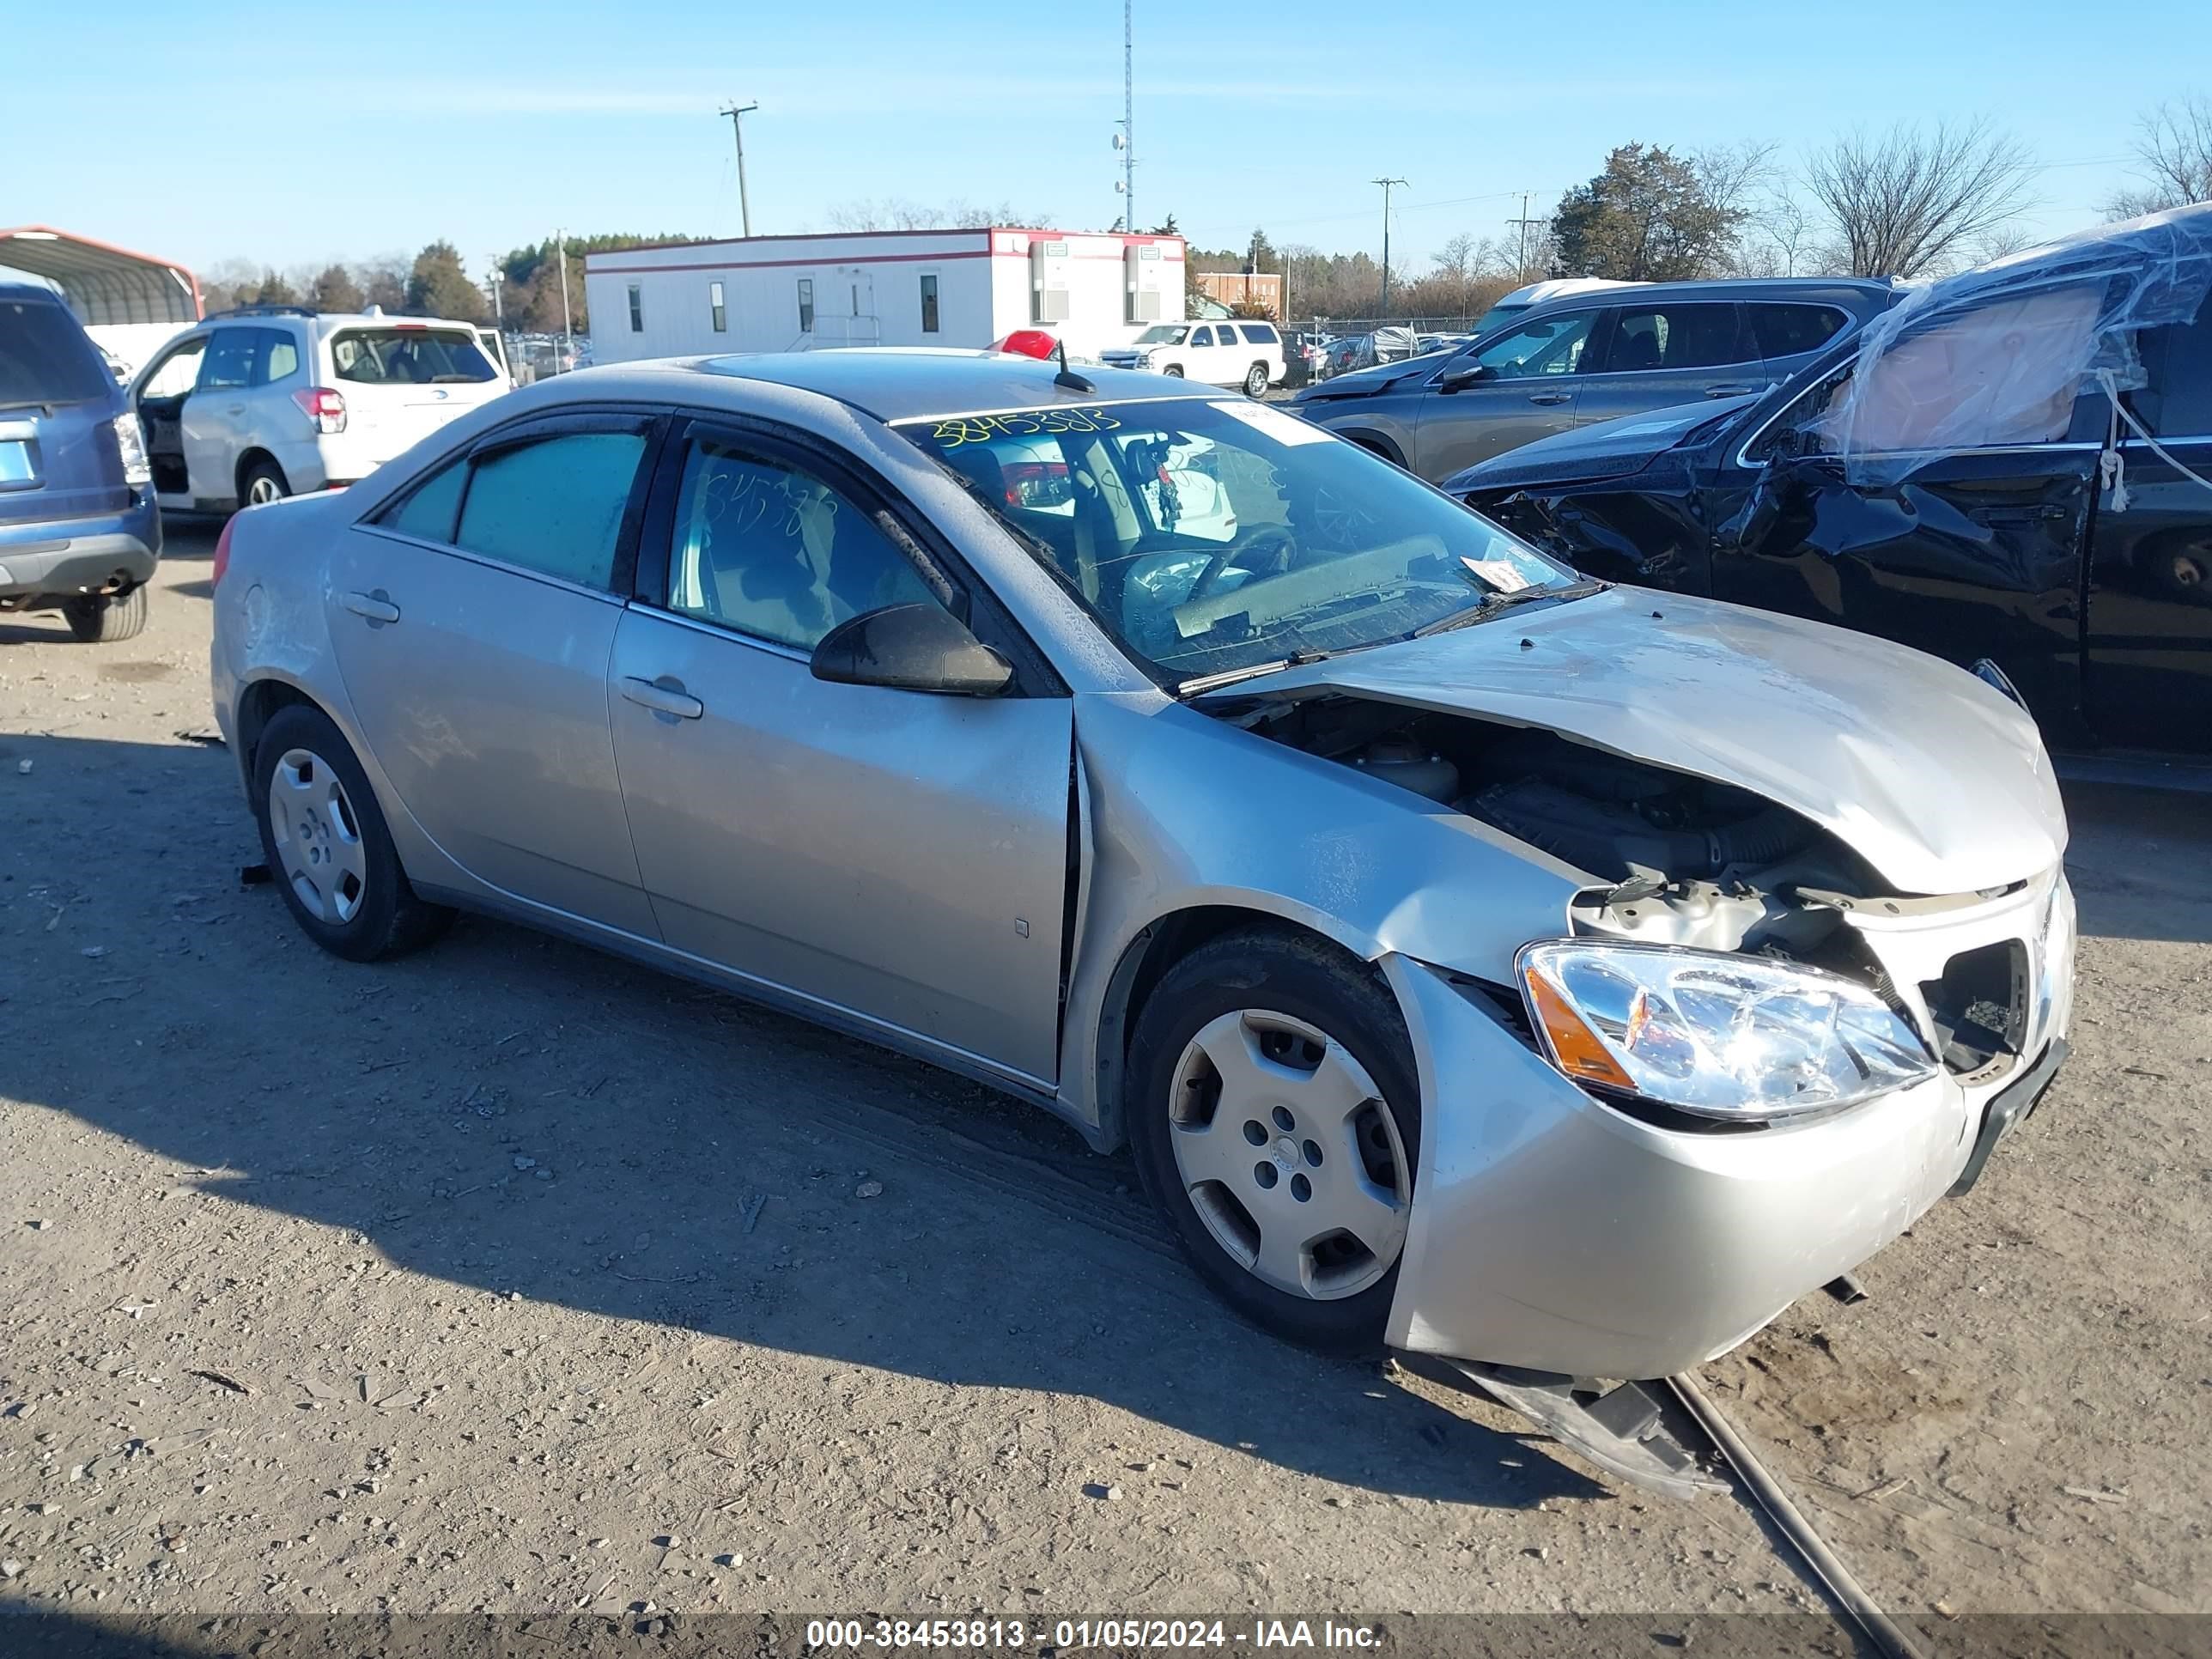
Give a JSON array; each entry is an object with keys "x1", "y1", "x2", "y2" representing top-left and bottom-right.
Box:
[{"x1": 1516, "y1": 940, "x2": 1937, "y2": 1122}]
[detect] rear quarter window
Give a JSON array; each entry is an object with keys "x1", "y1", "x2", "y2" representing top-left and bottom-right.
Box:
[
  {"x1": 329, "y1": 328, "x2": 496, "y2": 386},
  {"x1": 1239, "y1": 323, "x2": 1279, "y2": 343},
  {"x1": 0, "y1": 297, "x2": 112, "y2": 405},
  {"x1": 1749, "y1": 303, "x2": 1850, "y2": 360}
]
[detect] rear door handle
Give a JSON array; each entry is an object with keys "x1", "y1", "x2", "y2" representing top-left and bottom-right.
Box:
[
  {"x1": 341, "y1": 591, "x2": 401, "y2": 625},
  {"x1": 1527, "y1": 392, "x2": 1571, "y2": 406},
  {"x1": 621, "y1": 676, "x2": 704, "y2": 720}
]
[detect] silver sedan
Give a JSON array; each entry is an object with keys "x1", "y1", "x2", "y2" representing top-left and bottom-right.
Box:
[{"x1": 210, "y1": 350, "x2": 2072, "y2": 1475}]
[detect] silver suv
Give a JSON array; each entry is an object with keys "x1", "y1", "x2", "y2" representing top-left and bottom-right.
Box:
[
  {"x1": 1291, "y1": 278, "x2": 1901, "y2": 481},
  {"x1": 128, "y1": 305, "x2": 510, "y2": 513}
]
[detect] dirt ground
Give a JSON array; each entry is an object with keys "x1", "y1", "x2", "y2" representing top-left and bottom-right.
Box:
[{"x1": 2, "y1": 536, "x2": 2207, "y2": 1640}]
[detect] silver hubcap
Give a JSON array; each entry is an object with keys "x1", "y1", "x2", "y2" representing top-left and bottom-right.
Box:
[
  {"x1": 247, "y1": 475, "x2": 283, "y2": 505},
  {"x1": 267, "y1": 747, "x2": 368, "y2": 925},
  {"x1": 1168, "y1": 1009, "x2": 1411, "y2": 1300}
]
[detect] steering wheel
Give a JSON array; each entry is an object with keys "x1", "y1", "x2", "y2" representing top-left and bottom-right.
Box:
[{"x1": 1188, "y1": 525, "x2": 1297, "y2": 604}]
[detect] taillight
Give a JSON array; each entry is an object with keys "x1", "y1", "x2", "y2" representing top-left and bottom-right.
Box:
[
  {"x1": 211, "y1": 514, "x2": 237, "y2": 586},
  {"x1": 291, "y1": 386, "x2": 347, "y2": 434}
]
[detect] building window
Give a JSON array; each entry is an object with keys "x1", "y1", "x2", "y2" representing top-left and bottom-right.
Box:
[
  {"x1": 920, "y1": 273, "x2": 939, "y2": 334},
  {"x1": 709, "y1": 281, "x2": 726, "y2": 333},
  {"x1": 627, "y1": 283, "x2": 643, "y2": 333},
  {"x1": 797, "y1": 278, "x2": 815, "y2": 333}
]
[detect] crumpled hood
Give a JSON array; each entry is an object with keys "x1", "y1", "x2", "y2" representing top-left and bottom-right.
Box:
[
  {"x1": 1444, "y1": 394, "x2": 1757, "y2": 494},
  {"x1": 1207, "y1": 587, "x2": 2065, "y2": 894}
]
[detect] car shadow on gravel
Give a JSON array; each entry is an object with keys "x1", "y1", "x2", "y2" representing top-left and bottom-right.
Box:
[{"x1": 1, "y1": 730, "x2": 1604, "y2": 1512}]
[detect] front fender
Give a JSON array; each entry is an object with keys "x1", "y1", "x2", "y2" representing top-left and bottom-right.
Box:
[{"x1": 1057, "y1": 691, "x2": 1581, "y2": 1142}]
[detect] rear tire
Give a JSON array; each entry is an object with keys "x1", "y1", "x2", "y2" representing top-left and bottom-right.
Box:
[
  {"x1": 1243, "y1": 362, "x2": 1269, "y2": 398},
  {"x1": 62, "y1": 585, "x2": 149, "y2": 643},
  {"x1": 1127, "y1": 928, "x2": 1421, "y2": 1353},
  {"x1": 252, "y1": 703, "x2": 453, "y2": 962},
  {"x1": 240, "y1": 456, "x2": 290, "y2": 507}
]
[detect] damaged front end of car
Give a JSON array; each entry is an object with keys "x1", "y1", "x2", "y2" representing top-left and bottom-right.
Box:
[{"x1": 1190, "y1": 587, "x2": 2075, "y2": 1414}]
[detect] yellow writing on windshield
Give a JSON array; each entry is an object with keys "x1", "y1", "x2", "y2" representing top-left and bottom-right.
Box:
[{"x1": 930, "y1": 408, "x2": 1122, "y2": 447}]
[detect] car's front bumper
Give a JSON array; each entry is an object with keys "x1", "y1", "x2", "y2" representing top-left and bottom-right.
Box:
[{"x1": 1381, "y1": 872, "x2": 2076, "y2": 1379}]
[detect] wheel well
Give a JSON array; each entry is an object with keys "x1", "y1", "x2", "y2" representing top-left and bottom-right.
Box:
[
  {"x1": 235, "y1": 448, "x2": 284, "y2": 498},
  {"x1": 234, "y1": 678, "x2": 321, "y2": 772},
  {"x1": 1090, "y1": 906, "x2": 1377, "y2": 1152},
  {"x1": 1343, "y1": 432, "x2": 1405, "y2": 467}
]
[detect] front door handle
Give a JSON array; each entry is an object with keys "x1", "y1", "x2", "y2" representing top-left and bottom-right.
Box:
[
  {"x1": 621, "y1": 676, "x2": 705, "y2": 720},
  {"x1": 226, "y1": 404, "x2": 245, "y2": 416},
  {"x1": 1527, "y1": 392, "x2": 1571, "y2": 406},
  {"x1": 1705, "y1": 384, "x2": 1759, "y2": 398},
  {"x1": 341, "y1": 590, "x2": 401, "y2": 625}
]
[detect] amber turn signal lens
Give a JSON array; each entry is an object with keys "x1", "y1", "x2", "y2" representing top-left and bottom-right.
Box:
[{"x1": 1527, "y1": 966, "x2": 1636, "y2": 1091}]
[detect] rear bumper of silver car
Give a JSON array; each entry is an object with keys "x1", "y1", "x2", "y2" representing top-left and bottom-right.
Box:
[{"x1": 1379, "y1": 873, "x2": 2075, "y2": 1380}]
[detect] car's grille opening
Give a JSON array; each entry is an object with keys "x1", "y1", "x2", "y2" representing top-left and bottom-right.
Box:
[{"x1": 1920, "y1": 939, "x2": 2028, "y2": 1074}]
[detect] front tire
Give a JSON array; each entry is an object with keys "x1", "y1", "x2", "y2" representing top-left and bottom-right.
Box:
[
  {"x1": 1243, "y1": 362, "x2": 1269, "y2": 398},
  {"x1": 62, "y1": 585, "x2": 149, "y2": 642},
  {"x1": 252, "y1": 703, "x2": 453, "y2": 962},
  {"x1": 1127, "y1": 929, "x2": 1420, "y2": 1352},
  {"x1": 1160, "y1": 364, "x2": 1184, "y2": 378}
]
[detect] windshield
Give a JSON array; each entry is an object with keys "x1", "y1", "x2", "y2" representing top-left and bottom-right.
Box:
[
  {"x1": 1134, "y1": 325, "x2": 1188, "y2": 345},
  {"x1": 897, "y1": 398, "x2": 1576, "y2": 688}
]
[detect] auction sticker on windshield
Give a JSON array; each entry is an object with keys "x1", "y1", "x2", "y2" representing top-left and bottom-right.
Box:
[{"x1": 1205, "y1": 399, "x2": 1334, "y2": 445}]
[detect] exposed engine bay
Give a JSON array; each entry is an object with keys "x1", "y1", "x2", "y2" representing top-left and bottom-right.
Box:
[{"x1": 1234, "y1": 692, "x2": 1903, "y2": 967}]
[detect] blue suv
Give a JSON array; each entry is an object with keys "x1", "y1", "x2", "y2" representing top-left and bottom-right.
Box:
[{"x1": 1, "y1": 282, "x2": 161, "y2": 641}]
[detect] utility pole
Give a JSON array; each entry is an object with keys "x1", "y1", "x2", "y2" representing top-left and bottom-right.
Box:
[
  {"x1": 555, "y1": 228, "x2": 573, "y2": 369},
  {"x1": 485, "y1": 255, "x2": 503, "y2": 331},
  {"x1": 720, "y1": 100, "x2": 759, "y2": 237},
  {"x1": 1372, "y1": 177, "x2": 1407, "y2": 316},
  {"x1": 1122, "y1": 3, "x2": 1135, "y2": 233},
  {"x1": 1507, "y1": 191, "x2": 1544, "y2": 282}
]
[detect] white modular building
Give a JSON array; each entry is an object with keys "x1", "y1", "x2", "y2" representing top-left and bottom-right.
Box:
[{"x1": 584, "y1": 227, "x2": 1187, "y2": 363}]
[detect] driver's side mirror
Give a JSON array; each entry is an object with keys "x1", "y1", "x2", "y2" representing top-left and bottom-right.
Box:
[
  {"x1": 1437, "y1": 363, "x2": 1494, "y2": 393},
  {"x1": 810, "y1": 602, "x2": 1013, "y2": 697}
]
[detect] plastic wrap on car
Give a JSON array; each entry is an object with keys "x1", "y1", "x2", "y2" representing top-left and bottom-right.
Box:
[{"x1": 1818, "y1": 204, "x2": 2212, "y2": 485}]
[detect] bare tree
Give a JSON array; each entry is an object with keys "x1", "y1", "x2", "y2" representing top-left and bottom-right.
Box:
[
  {"x1": 823, "y1": 198, "x2": 1050, "y2": 232},
  {"x1": 1805, "y1": 119, "x2": 2034, "y2": 278},
  {"x1": 2105, "y1": 97, "x2": 2212, "y2": 219},
  {"x1": 1430, "y1": 233, "x2": 1479, "y2": 312}
]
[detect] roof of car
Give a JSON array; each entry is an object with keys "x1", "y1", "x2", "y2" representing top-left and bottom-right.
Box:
[
  {"x1": 690, "y1": 349, "x2": 1218, "y2": 422},
  {"x1": 0, "y1": 279, "x2": 68, "y2": 305},
  {"x1": 1522, "y1": 276, "x2": 1895, "y2": 305}
]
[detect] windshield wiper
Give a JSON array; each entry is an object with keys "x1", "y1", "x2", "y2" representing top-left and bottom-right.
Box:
[
  {"x1": 1176, "y1": 647, "x2": 1342, "y2": 697},
  {"x1": 1412, "y1": 578, "x2": 1608, "y2": 639}
]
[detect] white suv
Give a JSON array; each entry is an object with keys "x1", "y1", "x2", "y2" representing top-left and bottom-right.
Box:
[
  {"x1": 130, "y1": 306, "x2": 510, "y2": 512},
  {"x1": 1102, "y1": 320, "x2": 1287, "y2": 395}
]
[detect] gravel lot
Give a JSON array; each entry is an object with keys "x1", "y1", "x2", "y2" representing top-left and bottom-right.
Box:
[{"x1": 2, "y1": 535, "x2": 2207, "y2": 1638}]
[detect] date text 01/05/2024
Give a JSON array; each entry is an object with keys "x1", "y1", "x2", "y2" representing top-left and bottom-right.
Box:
[{"x1": 803, "y1": 1619, "x2": 1383, "y2": 1650}]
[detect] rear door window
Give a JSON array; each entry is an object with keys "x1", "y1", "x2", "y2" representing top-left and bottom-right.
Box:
[
  {"x1": 453, "y1": 430, "x2": 647, "y2": 589},
  {"x1": 1748, "y1": 303, "x2": 1850, "y2": 361},
  {"x1": 330, "y1": 328, "x2": 497, "y2": 386},
  {"x1": 1602, "y1": 304, "x2": 1748, "y2": 372},
  {"x1": 0, "y1": 297, "x2": 112, "y2": 405},
  {"x1": 195, "y1": 329, "x2": 260, "y2": 392}
]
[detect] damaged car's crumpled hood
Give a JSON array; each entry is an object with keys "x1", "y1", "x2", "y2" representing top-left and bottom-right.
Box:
[{"x1": 1207, "y1": 587, "x2": 2065, "y2": 894}]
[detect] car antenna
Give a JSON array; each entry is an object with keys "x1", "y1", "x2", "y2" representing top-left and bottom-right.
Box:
[{"x1": 1054, "y1": 337, "x2": 1094, "y2": 395}]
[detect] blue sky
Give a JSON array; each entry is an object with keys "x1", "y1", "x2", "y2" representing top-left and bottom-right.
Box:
[{"x1": 13, "y1": 0, "x2": 2206, "y2": 279}]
